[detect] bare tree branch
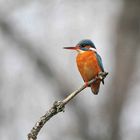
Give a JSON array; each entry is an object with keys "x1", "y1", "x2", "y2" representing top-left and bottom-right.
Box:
[{"x1": 27, "y1": 72, "x2": 108, "y2": 140}]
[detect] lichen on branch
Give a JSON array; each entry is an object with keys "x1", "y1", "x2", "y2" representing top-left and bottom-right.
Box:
[{"x1": 28, "y1": 72, "x2": 108, "y2": 140}]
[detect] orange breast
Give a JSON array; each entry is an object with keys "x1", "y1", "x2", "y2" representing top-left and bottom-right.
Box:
[{"x1": 76, "y1": 51, "x2": 101, "y2": 82}]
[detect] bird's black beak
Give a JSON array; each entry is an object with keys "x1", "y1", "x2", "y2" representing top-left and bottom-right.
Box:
[
  {"x1": 63, "y1": 45, "x2": 80, "y2": 50},
  {"x1": 63, "y1": 47, "x2": 78, "y2": 50}
]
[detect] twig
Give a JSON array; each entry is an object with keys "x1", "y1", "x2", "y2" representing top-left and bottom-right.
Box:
[{"x1": 27, "y1": 72, "x2": 108, "y2": 140}]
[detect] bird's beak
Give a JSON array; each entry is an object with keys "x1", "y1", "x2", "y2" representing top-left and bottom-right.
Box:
[{"x1": 63, "y1": 46, "x2": 79, "y2": 50}]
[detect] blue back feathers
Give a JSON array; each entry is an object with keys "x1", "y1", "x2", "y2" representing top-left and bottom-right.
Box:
[
  {"x1": 96, "y1": 53, "x2": 104, "y2": 72},
  {"x1": 77, "y1": 39, "x2": 96, "y2": 48}
]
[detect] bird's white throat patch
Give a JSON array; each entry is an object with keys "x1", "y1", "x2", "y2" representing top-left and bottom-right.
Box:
[
  {"x1": 77, "y1": 50, "x2": 85, "y2": 54},
  {"x1": 89, "y1": 48, "x2": 97, "y2": 52}
]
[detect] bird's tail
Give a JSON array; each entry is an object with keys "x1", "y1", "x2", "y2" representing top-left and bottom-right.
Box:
[{"x1": 91, "y1": 80, "x2": 101, "y2": 95}]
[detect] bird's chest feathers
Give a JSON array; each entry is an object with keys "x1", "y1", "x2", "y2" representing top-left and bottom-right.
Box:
[{"x1": 76, "y1": 51, "x2": 100, "y2": 81}]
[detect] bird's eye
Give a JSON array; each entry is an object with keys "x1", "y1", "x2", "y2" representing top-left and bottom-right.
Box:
[{"x1": 85, "y1": 45, "x2": 90, "y2": 49}]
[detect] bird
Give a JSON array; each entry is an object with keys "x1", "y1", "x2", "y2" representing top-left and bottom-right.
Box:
[{"x1": 64, "y1": 39, "x2": 105, "y2": 95}]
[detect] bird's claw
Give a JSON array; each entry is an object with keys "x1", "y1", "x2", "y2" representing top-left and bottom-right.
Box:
[{"x1": 84, "y1": 82, "x2": 89, "y2": 87}]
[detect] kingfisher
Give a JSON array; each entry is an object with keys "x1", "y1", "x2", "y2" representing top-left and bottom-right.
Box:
[{"x1": 64, "y1": 39, "x2": 105, "y2": 95}]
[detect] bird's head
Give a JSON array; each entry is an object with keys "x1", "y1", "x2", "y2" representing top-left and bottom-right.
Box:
[{"x1": 64, "y1": 39, "x2": 97, "y2": 52}]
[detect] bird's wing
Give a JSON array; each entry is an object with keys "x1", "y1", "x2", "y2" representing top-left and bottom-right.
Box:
[
  {"x1": 96, "y1": 53, "x2": 104, "y2": 72},
  {"x1": 96, "y1": 53, "x2": 105, "y2": 84}
]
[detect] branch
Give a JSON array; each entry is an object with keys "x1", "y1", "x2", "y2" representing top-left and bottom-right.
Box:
[{"x1": 27, "y1": 72, "x2": 108, "y2": 140}]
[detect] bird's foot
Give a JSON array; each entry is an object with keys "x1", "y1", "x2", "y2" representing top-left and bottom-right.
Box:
[{"x1": 84, "y1": 82, "x2": 89, "y2": 87}]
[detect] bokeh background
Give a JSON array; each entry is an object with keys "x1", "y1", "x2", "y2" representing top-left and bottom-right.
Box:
[{"x1": 0, "y1": 0, "x2": 140, "y2": 140}]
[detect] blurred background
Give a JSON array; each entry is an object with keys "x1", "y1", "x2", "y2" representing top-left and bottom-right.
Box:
[{"x1": 0, "y1": 0, "x2": 140, "y2": 140}]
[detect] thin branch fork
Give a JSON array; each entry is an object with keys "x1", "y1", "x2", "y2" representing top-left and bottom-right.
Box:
[{"x1": 28, "y1": 72, "x2": 108, "y2": 140}]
